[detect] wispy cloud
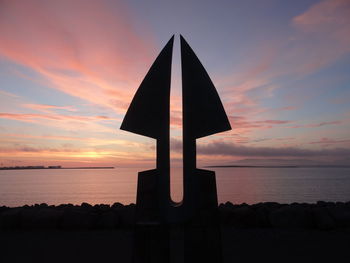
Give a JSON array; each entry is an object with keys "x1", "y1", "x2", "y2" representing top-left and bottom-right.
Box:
[
  {"x1": 0, "y1": 113, "x2": 117, "y2": 122},
  {"x1": 169, "y1": 138, "x2": 350, "y2": 158},
  {"x1": 196, "y1": 140, "x2": 350, "y2": 158},
  {"x1": 0, "y1": 0, "x2": 155, "y2": 113},
  {"x1": 0, "y1": 90, "x2": 19, "y2": 98},
  {"x1": 292, "y1": 0, "x2": 350, "y2": 73},
  {"x1": 228, "y1": 116, "x2": 292, "y2": 132},
  {"x1": 309, "y1": 137, "x2": 350, "y2": 145},
  {"x1": 290, "y1": 120, "x2": 343, "y2": 129},
  {"x1": 23, "y1": 103, "x2": 77, "y2": 113},
  {"x1": 0, "y1": 112, "x2": 117, "y2": 133},
  {"x1": 219, "y1": 0, "x2": 350, "y2": 139}
]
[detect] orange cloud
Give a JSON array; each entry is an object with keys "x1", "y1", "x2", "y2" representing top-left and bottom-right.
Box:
[{"x1": 0, "y1": 143, "x2": 155, "y2": 167}]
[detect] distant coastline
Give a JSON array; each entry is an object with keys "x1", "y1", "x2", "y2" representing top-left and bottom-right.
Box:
[
  {"x1": 206, "y1": 165, "x2": 350, "y2": 168},
  {"x1": 0, "y1": 166, "x2": 114, "y2": 170}
]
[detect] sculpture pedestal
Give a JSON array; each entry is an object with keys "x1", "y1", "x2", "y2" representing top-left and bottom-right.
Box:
[
  {"x1": 133, "y1": 169, "x2": 222, "y2": 263},
  {"x1": 133, "y1": 170, "x2": 170, "y2": 263}
]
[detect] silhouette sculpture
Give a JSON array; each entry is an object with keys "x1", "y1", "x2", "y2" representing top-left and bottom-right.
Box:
[{"x1": 121, "y1": 35, "x2": 231, "y2": 263}]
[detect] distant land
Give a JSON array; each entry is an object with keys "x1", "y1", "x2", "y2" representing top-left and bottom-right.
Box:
[
  {"x1": 0, "y1": 166, "x2": 114, "y2": 170},
  {"x1": 207, "y1": 158, "x2": 350, "y2": 168},
  {"x1": 206, "y1": 165, "x2": 350, "y2": 168}
]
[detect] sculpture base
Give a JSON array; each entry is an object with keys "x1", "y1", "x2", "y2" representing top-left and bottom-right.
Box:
[{"x1": 133, "y1": 168, "x2": 222, "y2": 263}]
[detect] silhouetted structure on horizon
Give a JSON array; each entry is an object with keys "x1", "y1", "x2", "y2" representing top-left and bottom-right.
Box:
[{"x1": 121, "y1": 35, "x2": 231, "y2": 263}]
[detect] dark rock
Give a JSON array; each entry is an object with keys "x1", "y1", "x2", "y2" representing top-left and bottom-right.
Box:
[
  {"x1": 37, "y1": 208, "x2": 63, "y2": 228},
  {"x1": 255, "y1": 207, "x2": 270, "y2": 227},
  {"x1": 21, "y1": 208, "x2": 63, "y2": 229},
  {"x1": 2, "y1": 201, "x2": 349, "y2": 230},
  {"x1": 20, "y1": 208, "x2": 38, "y2": 228},
  {"x1": 112, "y1": 202, "x2": 124, "y2": 209},
  {"x1": 218, "y1": 203, "x2": 234, "y2": 224},
  {"x1": 0, "y1": 208, "x2": 22, "y2": 229},
  {"x1": 229, "y1": 206, "x2": 258, "y2": 227},
  {"x1": 312, "y1": 207, "x2": 336, "y2": 230},
  {"x1": 316, "y1": 201, "x2": 327, "y2": 207},
  {"x1": 270, "y1": 205, "x2": 313, "y2": 228},
  {"x1": 345, "y1": 202, "x2": 350, "y2": 210},
  {"x1": 81, "y1": 202, "x2": 92, "y2": 209},
  {"x1": 58, "y1": 204, "x2": 74, "y2": 209},
  {"x1": 328, "y1": 206, "x2": 350, "y2": 227},
  {"x1": 261, "y1": 202, "x2": 283, "y2": 212},
  {"x1": 325, "y1": 202, "x2": 336, "y2": 207},
  {"x1": 0, "y1": 206, "x2": 10, "y2": 214},
  {"x1": 118, "y1": 206, "x2": 136, "y2": 226},
  {"x1": 96, "y1": 211, "x2": 119, "y2": 229},
  {"x1": 60, "y1": 208, "x2": 97, "y2": 229},
  {"x1": 96, "y1": 204, "x2": 110, "y2": 212}
]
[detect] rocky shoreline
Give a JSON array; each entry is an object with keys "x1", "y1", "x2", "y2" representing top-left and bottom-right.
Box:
[{"x1": 1, "y1": 201, "x2": 350, "y2": 230}]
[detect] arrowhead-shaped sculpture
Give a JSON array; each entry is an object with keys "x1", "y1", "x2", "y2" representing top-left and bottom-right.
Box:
[{"x1": 122, "y1": 35, "x2": 229, "y2": 263}]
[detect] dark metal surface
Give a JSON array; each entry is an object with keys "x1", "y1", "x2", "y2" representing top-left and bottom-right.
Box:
[{"x1": 121, "y1": 35, "x2": 231, "y2": 262}]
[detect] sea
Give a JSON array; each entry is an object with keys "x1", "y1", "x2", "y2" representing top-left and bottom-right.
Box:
[{"x1": 0, "y1": 167, "x2": 350, "y2": 207}]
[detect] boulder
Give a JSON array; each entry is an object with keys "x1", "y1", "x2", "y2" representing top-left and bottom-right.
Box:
[
  {"x1": 229, "y1": 207, "x2": 258, "y2": 227},
  {"x1": 312, "y1": 207, "x2": 336, "y2": 230},
  {"x1": 0, "y1": 208, "x2": 22, "y2": 229},
  {"x1": 81, "y1": 202, "x2": 92, "y2": 209},
  {"x1": 0, "y1": 206, "x2": 10, "y2": 214},
  {"x1": 20, "y1": 208, "x2": 39, "y2": 229},
  {"x1": 255, "y1": 207, "x2": 270, "y2": 227},
  {"x1": 60, "y1": 208, "x2": 97, "y2": 229},
  {"x1": 327, "y1": 206, "x2": 350, "y2": 227},
  {"x1": 218, "y1": 203, "x2": 234, "y2": 224},
  {"x1": 270, "y1": 205, "x2": 313, "y2": 228},
  {"x1": 96, "y1": 211, "x2": 119, "y2": 229},
  {"x1": 316, "y1": 201, "x2": 328, "y2": 207},
  {"x1": 261, "y1": 202, "x2": 283, "y2": 213},
  {"x1": 20, "y1": 208, "x2": 63, "y2": 229},
  {"x1": 118, "y1": 205, "x2": 136, "y2": 227},
  {"x1": 112, "y1": 202, "x2": 124, "y2": 209}
]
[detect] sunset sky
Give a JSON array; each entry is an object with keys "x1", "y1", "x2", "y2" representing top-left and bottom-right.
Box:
[{"x1": 0, "y1": 0, "x2": 350, "y2": 167}]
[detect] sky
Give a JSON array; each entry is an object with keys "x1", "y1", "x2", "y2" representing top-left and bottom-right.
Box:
[{"x1": 0, "y1": 0, "x2": 350, "y2": 167}]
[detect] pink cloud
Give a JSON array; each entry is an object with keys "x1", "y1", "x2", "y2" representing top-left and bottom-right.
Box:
[
  {"x1": 293, "y1": 0, "x2": 350, "y2": 33},
  {"x1": 0, "y1": 112, "x2": 116, "y2": 122},
  {"x1": 219, "y1": 0, "x2": 350, "y2": 129},
  {"x1": 228, "y1": 116, "x2": 291, "y2": 131},
  {"x1": 170, "y1": 138, "x2": 350, "y2": 158},
  {"x1": 309, "y1": 137, "x2": 350, "y2": 145},
  {"x1": 275, "y1": 137, "x2": 296, "y2": 141},
  {"x1": 0, "y1": 112, "x2": 118, "y2": 133},
  {"x1": 0, "y1": 0, "x2": 155, "y2": 113},
  {"x1": 22, "y1": 104, "x2": 77, "y2": 113},
  {"x1": 290, "y1": 120, "x2": 343, "y2": 129},
  {"x1": 292, "y1": 0, "x2": 350, "y2": 73}
]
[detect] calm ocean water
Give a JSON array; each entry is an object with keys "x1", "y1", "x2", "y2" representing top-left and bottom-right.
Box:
[{"x1": 0, "y1": 167, "x2": 350, "y2": 207}]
